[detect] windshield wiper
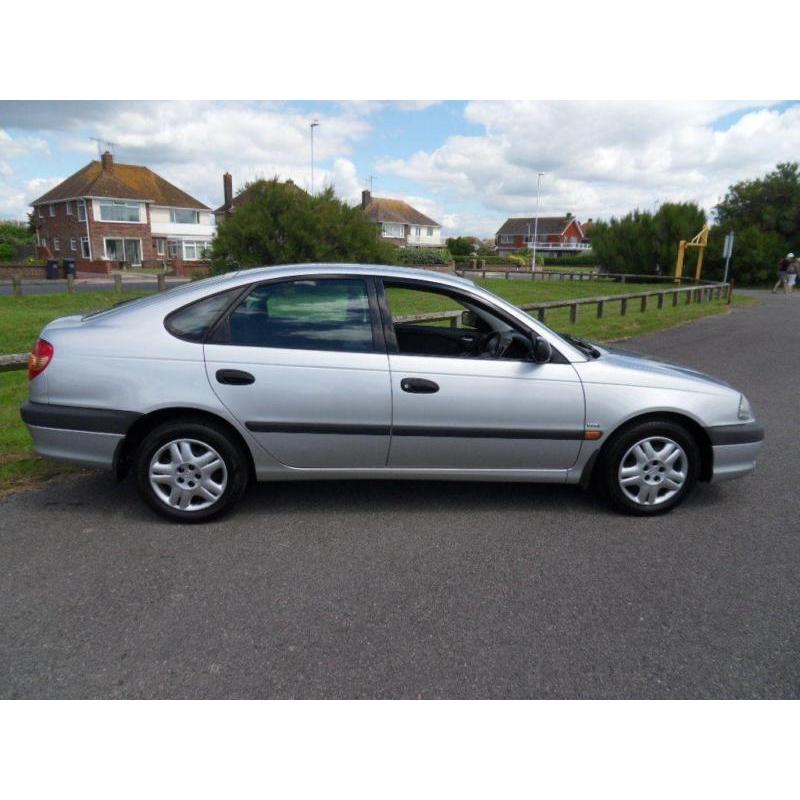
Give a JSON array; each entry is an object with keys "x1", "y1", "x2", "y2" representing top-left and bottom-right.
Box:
[{"x1": 560, "y1": 333, "x2": 601, "y2": 358}]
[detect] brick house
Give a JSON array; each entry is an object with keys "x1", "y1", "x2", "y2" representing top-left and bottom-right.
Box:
[
  {"x1": 495, "y1": 216, "x2": 590, "y2": 256},
  {"x1": 360, "y1": 190, "x2": 442, "y2": 248},
  {"x1": 30, "y1": 151, "x2": 215, "y2": 269}
]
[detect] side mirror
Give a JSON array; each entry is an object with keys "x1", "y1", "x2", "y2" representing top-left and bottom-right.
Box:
[
  {"x1": 461, "y1": 309, "x2": 479, "y2": 328},
  {"x1": 530, "y1": 335, "x2": 552, "y2": 364}
]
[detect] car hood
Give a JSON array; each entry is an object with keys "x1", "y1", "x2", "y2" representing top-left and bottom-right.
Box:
[{"x1": 574, "y1": 343, "x2": 732, "y2": 393}]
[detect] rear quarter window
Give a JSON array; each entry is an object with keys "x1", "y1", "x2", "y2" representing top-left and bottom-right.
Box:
[{"x1": 164, "y1": 288, "x2": 243, "y2": 342}]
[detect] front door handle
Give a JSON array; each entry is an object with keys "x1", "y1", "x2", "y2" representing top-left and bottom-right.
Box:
[
  {"x1": 400, "y1": 377, "x2": 439, "y2": 394},
  {"x1": 216, "y1": 369, "x2": 255, "y2": 386}
]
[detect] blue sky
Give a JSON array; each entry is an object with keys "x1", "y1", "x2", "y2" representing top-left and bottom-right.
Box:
[{"x1": 1, "y1": 100, "x2": 798, "y2": 236}]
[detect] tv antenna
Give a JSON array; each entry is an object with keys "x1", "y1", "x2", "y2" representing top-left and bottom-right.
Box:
[{"x1": 89, "y1": 137, "x2": 118, "y2": 158}]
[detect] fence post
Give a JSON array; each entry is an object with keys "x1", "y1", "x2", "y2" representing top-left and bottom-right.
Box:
[
  {"x1": 728, "y1": 279, "x2": 735, "y2": 305},
  {"x1": 114, "y1": 274, "x2": 122, "y2": 292},
  {"x1": 672, "y1": 291, "x2": 679, "y2": 307},
  {"x1": 537, "y1": 308, "x2": 545, "y2": 323},
  {"x1": 569, "y1": 303, "x2": 578, "y2": 323},
  {"x1": 12, "y1": 276, "x2": 22, "y2": 296},
  {"x1": 621, "y1": 275, "x2": 626, "y2": 285},
  {"x1": 157, "y1": 273, "x2": 166, "y2": 292},
  {"x1": 657, "y1": 292, "x2": 665, "y2": 309},
  {"x1": 620, "y1": 298, "x2": 628, "y2": 316},
  {"x1": 640, "y1": 295, "x2": 647, "y2": 312},
  {"x1": 685, "y1": 290, "x2": 692, "y2": 305},
  {"x1": 596, "y1": 300, "x2": 604, "y2": 319},
  {"x1": 66, "y1": 275, "x2": 75, "y2": 293}
]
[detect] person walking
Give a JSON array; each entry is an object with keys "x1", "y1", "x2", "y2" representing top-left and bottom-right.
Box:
[
  {"x1": 773, "y1": 253, "x2": 793, "y2": 293},
  {"x1": 787, "y1": 256, "x2": 799, "y2": 295}
]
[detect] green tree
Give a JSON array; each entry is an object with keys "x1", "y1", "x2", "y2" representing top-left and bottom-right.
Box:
[
  {"x1": 0, "y1": 220, "x2": 34, "y2": 247},
  {"x1": 0, "y1": 242, "x2": 15, "y2": 261},
  {"x1": 590, "y1": 203, "x2": 705, "y2": 275},
  {"x1": 711, "y1": 162, "x2": 800, "y2": 284},
  {"x1": 211, "y1": 179, "x2": 395, "y2": 273},
  {"x1": 445, "y1": 236, "x2": 474, "y2": 256}
]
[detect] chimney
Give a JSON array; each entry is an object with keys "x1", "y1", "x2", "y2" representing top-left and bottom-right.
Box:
[
  {"x1": 361, "y1": 189, "x2": 371, "y2": 209},
  {"x1": 101, "y1": 151, "x2": 114, "y2": 173},
  {"x1": 223, "y1": 172, "x2": 233, "y2": 213}
]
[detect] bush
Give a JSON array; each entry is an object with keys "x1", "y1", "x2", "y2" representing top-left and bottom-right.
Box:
[
  {"x1": 392, "y1": 248, "x2": 453, "y2": 265},
  {"x1": 0, "y1": 243, "x2": 15, "y2": 262},
  {"x1": 541, "y1": 253, "x2": 596, "y2": 267},
  {"x1": 445, "y1": 237, "x2": 474, "y2": 256}
]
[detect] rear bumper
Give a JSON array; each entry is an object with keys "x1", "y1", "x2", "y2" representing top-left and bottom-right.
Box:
[
  {"x1": 25, "y1": 424, "x2": 123, "y2": 469},
  {"x1": 20, "y1": 401, "x2": 139, "y2": 470},
  {"x1": 707, "y1": 421, "x2": 764, "y2": 483}
]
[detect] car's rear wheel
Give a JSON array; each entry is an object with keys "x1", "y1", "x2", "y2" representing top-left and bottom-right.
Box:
[
  {"x1": 599, "y1": 420, "x2": 699, "y2": 515},
  {"x1": 134, "y1": 420, "x2": 249, "y2": 522}
]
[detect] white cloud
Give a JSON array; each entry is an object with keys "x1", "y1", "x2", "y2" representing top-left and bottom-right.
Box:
[{"x1": 377, "y1": 101, "x2": 800, "y2": 225}]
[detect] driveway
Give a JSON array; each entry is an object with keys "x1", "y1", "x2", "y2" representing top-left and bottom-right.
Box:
[{"x1": 1, "y1": 292, "x2": 797, "y2": 698}]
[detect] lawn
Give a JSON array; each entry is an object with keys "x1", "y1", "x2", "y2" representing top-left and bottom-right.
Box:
[{"x1": 0, "y1": 282, "x2": 756, "y2": 496}]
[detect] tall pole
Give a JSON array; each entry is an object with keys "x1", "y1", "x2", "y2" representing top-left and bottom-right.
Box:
[
  {"x1": 310, "y1": 119, "x2": 319, "y2": 194},
  {"x1": 531, "y1": 172, "x2": 543, "y2": 272}
]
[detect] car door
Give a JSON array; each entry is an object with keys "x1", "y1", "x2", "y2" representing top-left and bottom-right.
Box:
[
  {"x1": 204, "y1": 276, "x2": 391, "y2": 469},
  {"x1": 380, "y1": 279, "x2": 586, "y2": 471}
]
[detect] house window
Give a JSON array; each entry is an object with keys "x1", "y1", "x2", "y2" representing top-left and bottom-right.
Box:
[
  {"x1": 382, "y1": 222, "x2": 405, "y2": 239},
  {"x1": 413, "y1": 227, "x2": 421, "y2": 237},
  {"x1": 70, "y1": 238, "x2": 77, "y2": 251},
  {"x1": 169, "y1": 209, "x2": 200, "y2": 224},
  {"x1": 53, "y1": 237, "x2": 60, "y2": 251},
  {"x1": 77, "y1": 201, "x2": 87, "y2": 222},
  {"x1": 38, "y1": 208, "x2": 45, "y2": 220},
  {"x1": 155, "y1": 239, "x2": 166, "y2": 256},
  {"x1": 66, "y1": 201, "x2": 73, "y2": 215},
  {"x1": 104, "y1": 238, "x2": 142, "y2": 265},
  {"x1": 182, "y1": 240, "x2": 210, "y2": 261},
  {"x1": 49, "y1": 204, "x2": 55, "y2": 217},
  {"x1": 427, "y1": 227, "x2": 434, "y2": 236},
  {"x1": 98, "y1": 201, "x2": 141, "y2": 223},
  {"x1": 80, "y1": 237, "x2": 90, "y2": 259},
  {"x1": 40, "y1": 236, "x2": 47, "y2": 249}
]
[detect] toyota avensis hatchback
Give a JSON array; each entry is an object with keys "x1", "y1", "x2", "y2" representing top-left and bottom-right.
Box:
[{"x1": 20, "y1": 264, "x2": 764, "y2": 522}]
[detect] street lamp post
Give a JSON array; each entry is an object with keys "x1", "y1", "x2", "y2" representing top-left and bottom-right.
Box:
[
  {"x1": 310, "y1": 119, "x2": 319, "y2": 194},
  {"x1": 531, "y1": 172, "x2": 543, "y2": 272}
]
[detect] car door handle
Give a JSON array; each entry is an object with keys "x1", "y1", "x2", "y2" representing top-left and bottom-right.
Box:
[
  {"x1": 216, "y1": 369, "x2": 255, "y2": 386},
  {"x1": 400, "y1": 377, "x2": 439, "y2": 394}
]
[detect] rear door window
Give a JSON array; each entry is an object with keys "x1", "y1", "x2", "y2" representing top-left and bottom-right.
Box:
[{"x1": 217, "y1": 278, "x2": 377, "y2": 352}]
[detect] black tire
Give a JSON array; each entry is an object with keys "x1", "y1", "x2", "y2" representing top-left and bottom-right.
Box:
[
  {"x1": 598, "y1": 420, "x2": 699, "y2": 516},
  {"x1": 134, "y1": 419, "x2": 250, "y2": 523}
]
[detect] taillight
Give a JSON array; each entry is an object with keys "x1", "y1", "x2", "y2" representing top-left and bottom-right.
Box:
[{"x1": 28, "y1": 339, "x2": 54, "y2": 380}]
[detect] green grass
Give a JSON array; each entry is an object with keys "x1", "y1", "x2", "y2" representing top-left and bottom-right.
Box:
[{"x1": 0, "y1": 282, "x2": 756, "y2": 496}]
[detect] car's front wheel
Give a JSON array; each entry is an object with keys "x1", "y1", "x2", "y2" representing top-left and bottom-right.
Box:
[
  {"x1": 134, "y1": 419, "x2": 249, "y2": 522},
  {"x1": 600, "y1": 420, "x2": 699, "y2": 515}
]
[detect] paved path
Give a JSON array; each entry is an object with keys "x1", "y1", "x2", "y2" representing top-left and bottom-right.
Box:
[
  {"x1": 0, "y1": 277, "x2": 189, "y2": 296},
  {"x1": 1, "y1": 293, "x2": 798, "y2": 698}
]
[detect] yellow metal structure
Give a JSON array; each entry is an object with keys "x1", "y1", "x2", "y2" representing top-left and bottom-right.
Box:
[{"x1": 674, "y1": 225, "x2": 709, "y2": 283}]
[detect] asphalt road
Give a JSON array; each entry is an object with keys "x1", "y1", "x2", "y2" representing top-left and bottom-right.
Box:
[{"x1": 1, "y1": 292, "x2": 798, "y2": 698}]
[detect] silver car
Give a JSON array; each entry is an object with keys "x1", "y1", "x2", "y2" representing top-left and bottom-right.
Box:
[{"x1": 20, "y1": 264, "x2": 763, "y2": 522}]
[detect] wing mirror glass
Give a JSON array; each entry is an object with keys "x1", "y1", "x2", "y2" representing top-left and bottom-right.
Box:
[
  {"x1": 530, "y1": 334, "x2": 552, "y2": 364},
  {"x1": 461, "y1": 309, "x2": 479, "y2": 328}
]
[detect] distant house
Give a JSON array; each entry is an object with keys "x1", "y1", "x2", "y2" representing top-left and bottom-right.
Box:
[
  {"x1": 360, "y1": 190, "x2": 442, "y2": 248},
  {"x1": 495, "y1": 216, "x2": 590, "y2": 256},
  {"x1": 30, "y1": 151, "x2": 215, "y2": 267},
  {"x1": 214, "y1": 172, "x2": 305, "y2": 225}
]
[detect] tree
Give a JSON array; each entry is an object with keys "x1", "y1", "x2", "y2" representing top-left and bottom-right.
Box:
[
  {"x1": 711, "y1": 162, "x2": 800, "y2": 284},
  {"x1": 0, "y1": 242, "x2": 15, "y2": 261},
  {"x1": 211, "y1": 179, "x2": 396, "y2": 273},
  {"x1": 590, "y1": 203, "x2": 705, "y2": 275},
  {"x1": 445, "y1": 236, "x2": 474, "y2": 256}
]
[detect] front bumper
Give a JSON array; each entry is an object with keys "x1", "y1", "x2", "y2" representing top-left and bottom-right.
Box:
[{"x1": 708, "y1": 421, "x2": 764, "y2": 482}]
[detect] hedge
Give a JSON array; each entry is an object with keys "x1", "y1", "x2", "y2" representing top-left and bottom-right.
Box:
[{"x1": 392, "y1": 248, "x2": 453, "y2": 265}]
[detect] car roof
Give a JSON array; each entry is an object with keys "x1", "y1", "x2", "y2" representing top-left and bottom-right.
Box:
[{"x1": 226, "y1": 263, "x2": 477, "y2": 290}]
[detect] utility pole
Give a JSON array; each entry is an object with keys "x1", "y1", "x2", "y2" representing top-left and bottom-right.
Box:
[
  {"x1": 531, "y1": 172, "x2": 544, "y2": 272},
  {"x1": 309, "y1": 120, "x2": 319, "y2": 194}
]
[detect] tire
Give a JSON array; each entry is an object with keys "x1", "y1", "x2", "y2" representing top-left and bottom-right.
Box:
[
  {"x1": 134, "y1": 419, "x2": 250, "y2": 523},
  {"x1": 598, "y1": 420, "x2": 699, "y2": 516}
]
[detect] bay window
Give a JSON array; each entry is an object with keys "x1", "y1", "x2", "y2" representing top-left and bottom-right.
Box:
[{"x1": 382, "y1": 223, "x2": 405, "y2": 239}]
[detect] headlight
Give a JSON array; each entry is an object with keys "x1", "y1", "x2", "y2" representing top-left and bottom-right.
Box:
[{"x1": 738, "y1": 394, "x2": 753, "y2": 421}]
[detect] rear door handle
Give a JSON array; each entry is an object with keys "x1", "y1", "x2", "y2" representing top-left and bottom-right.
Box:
[
  {"x1": 216, "y1": 369, "x2": 255, "y2": 386},
  {"x1": 400, "y1": 377, "x2": 439, "y2": 394}
]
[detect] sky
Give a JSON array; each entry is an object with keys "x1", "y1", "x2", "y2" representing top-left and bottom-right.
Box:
[{"x1": 1, "y1": 99, "x2": 798, "y2": 237}]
